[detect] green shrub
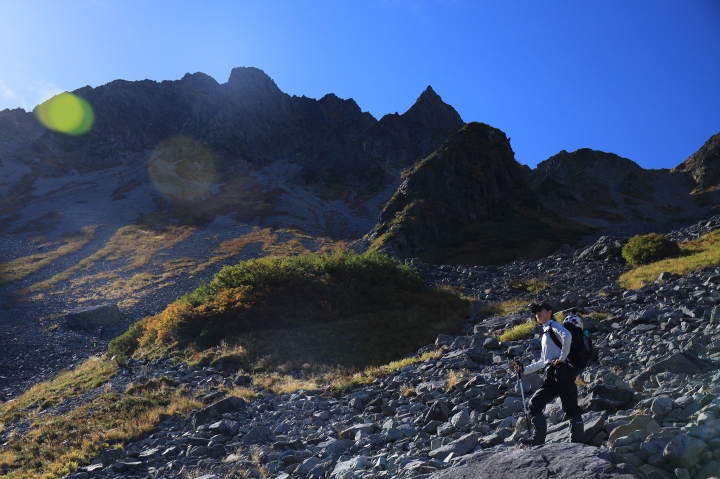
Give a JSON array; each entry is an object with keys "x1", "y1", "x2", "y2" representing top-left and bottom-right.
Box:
[
  {"x1": 107, "y1": 320, "x2": 145, "y2": 359},
  {"x1": 622, "y1": 233, "x2": 680, "y2": 266}
]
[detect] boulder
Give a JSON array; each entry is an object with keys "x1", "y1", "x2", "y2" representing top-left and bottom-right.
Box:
[
  {"x1": 663, "y1": 434, "x2": 709, "y2": 469},
  {"x1": 545, "y1": 410, "x2": 608, "y2": 444},
  {"x1": 424, "y1": 400, "x2": 450, "y2": 423},
  {"x1": 192, "y1": 396, "x2": 246, "y2": 429},
  {"x1": 608, "y1": 415, "x2": 662, "y2": 444},
  {"x1": 331, "y1": 456, "x2": 369, "y2": 479},
  {"x1": 629, "y1": 353, "x2": 713, "y2": 392},
  {"x1": 241, "y1": 426, "x2": 275, "y2": 444},
  {"x1": 578, "y1": 385, "x2": 635, "y2": 411},
  {"x1": 65, "y1": 304, "x2": 120, "y2": 330},
  {"x1": 428, "y1": 443, "x2": 641, "y2": 478},
  {"x1": 428, "y1": 432, "x2": 480, "y2": 461}
]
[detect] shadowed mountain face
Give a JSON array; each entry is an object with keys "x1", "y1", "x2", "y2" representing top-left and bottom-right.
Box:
[
  {"x1": 525, "y1": 145, "x2": 720, "y2": 233},
  {"x1": 11, "y1": 68, "x2": 462, "y2": 189},
  {"x1": 0, "y1": 67, "x2": 464, "y2": 240},
  {"x1": 368, "y1": 122, "x2": 594, "y2": 265}
]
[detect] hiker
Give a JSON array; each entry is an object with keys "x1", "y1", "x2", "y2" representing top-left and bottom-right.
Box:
[
  {"x1": 512, "y1": 302, "x2": 584, "y2": 446},
  {"x1": 97, "y1": 326, "x2": 104, "y2": 340},
  {"x1": 92, "y1": 338, "x2": 98, "y2": 352}
]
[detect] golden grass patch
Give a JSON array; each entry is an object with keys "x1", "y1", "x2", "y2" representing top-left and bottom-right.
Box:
[
  {"x1": 23, "y1": 224, "x2": 196, "y2": 293},
  {"x1": 620, "y1": 230, "x2": 720, "y2": 289},
  {"x1": 508, "y1": 278, "x2": 551, "y2": 293},
  {"x1": 498, "y1": 320, "x2": 537, "y2": 342},
  {"x1": 477, "y1": 298, "x2": 528, "y2": 320},
  {"x1": 1, "y1": 357, "x2": 117, "y2": 422},
  {"x1": 0, "y1": 226, "x2": 97, "y2": 286}
]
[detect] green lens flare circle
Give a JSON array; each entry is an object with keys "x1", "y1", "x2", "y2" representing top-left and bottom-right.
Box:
[{"x1": 35, "y1": 92, "x2": 94, "y2": 135}]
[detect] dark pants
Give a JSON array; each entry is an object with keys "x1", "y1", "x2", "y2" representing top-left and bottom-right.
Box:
[
  {"x1": 527, "y1": 362, "x2": 583, "y2": 444},
  {"x1": 528, "y1": 362, "x2": 582, "y2": 417}
]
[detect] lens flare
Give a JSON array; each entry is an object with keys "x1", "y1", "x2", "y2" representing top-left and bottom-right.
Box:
[
  {"x1": 149, "y1": 137, "x2": 217, "y2": 202},
  {"x1": 34, "y1": 92, "x2": 94, "y2": 135}
]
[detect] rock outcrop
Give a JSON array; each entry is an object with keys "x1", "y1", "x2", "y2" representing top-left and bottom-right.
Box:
[
  {"x1": 527, "y1": 141, "x2": 720, "y2": 233},
  {"x1": 368, "y1": 122, "x2": 593, "y2": 264},
  {"x1": 672, "y1": 132, "x2": 720, "y2": 194}
]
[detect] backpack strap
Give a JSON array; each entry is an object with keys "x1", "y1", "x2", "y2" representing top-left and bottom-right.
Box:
[{"x1": 546, "y1": 322, "x2": 563, "y2": 349}]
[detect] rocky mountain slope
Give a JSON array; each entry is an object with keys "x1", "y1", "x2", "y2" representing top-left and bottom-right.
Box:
[
  {"x1": 0, "y1": 66, "x2": 718, "y2": 450},
  {"x1": 43, "y1": 215, "x2": 720, "y2": 479},
  {"x1": 367, "y1": 122, "x2": 594, "y2": 264},
  {"x1": 672, "y1": 133, "x2": 720, "y2": 195},
  {"x1": 0, "y1": 69, "x2": 464, "y2": 399},
  {"x1": 526, "y1": 143, "x2": 720, "y2": 234}
]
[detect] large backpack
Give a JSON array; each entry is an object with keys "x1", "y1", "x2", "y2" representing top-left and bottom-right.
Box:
[{"x1": 547, "y1": 317, "x2": 593, "y2": 376}]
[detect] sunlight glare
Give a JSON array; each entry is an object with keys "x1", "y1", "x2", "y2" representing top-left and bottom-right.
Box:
[{"x1": 34, "y1": 92, "x2": 94, "y2": 135}]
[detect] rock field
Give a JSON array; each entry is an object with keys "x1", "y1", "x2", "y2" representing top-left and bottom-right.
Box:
[{"x1": 40, "y1": 216, "x2": 720, "y2": 479}]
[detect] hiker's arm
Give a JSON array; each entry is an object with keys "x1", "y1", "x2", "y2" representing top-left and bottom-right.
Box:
[{"x1": 524, "y1": 357, "x2": 543, "y2": 374}]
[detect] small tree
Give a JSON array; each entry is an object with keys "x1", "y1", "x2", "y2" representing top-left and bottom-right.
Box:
[{"x1": 622, "y1": 233, "x2": 680, "y2": 266}]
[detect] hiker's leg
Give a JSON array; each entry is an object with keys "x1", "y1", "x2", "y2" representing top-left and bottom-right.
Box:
[
  {"x1": 526, "y1": 378, "x2": 558, "y2": 445},
  {"x1": 556, "y1": 363, "x2": 584, "y2": 442}
]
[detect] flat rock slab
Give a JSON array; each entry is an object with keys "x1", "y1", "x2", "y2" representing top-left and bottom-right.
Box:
[
  {"x1": 425, "y1": 444, "x2": 642, "y2": 479},
  {"x1": 546, "y1": 410, "x2": 608, "y2": 444},
  {"x1": 65, "y1": 304, "x2": 120, "y2": 330}
]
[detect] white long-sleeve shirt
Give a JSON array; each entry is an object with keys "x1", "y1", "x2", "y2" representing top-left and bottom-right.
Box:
[{"x1": 524, "y1": 319, "x2": 572, "y2": 375}]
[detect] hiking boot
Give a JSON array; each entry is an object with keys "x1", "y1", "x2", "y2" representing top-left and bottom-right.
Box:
[
  {"x1": 519, "y1": 413, "x2": 547, "y2": 446},
  {"x1": 570, "y1": 416, "x2": 584, "y2": 443},
  {"x1": 518, "y1": 437, "x2": 543, "y2": 447}
]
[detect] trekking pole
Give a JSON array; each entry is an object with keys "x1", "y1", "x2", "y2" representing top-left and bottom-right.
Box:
[{"x1": 514, "y1": 363, "x2": 532, "y2": 439}]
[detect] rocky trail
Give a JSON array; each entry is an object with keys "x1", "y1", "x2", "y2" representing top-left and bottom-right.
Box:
[{"x1": 26, "y1": 216, "x2": 718, "y2": 479}]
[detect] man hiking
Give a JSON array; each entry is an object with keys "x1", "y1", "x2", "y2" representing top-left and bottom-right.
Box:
[{"x1": 512, "y1": 302, "x2": 584, "y2": 446}]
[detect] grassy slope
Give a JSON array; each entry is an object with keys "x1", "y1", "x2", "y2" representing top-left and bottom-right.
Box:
[
  {"x1": 620, "y1": 229, "x2": 720, "y2": 289},
  {"x1": 0, "y1": 251, "x2": 470, "y2": 478},
  {"x1": 120, "y1": 250, "x2": 472, "y2": 370}
]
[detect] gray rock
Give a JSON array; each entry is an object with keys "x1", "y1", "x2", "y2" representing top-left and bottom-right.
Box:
[
  {"x1": 545, "y1": 410, "x2": 608, "y2": 444},
  {"x1": 65, "y1": 304, "x2": 120, "y2": 330},
  {"x1": 429, "y1": 443, "x2": 641, "y2": 478},
  {"x1": 331, "y1": 456, "x2": 369, "y2": 479},
  {"x1": 241, "y1": 426, "x2": 275, "y2": 444},
  {"x1": 100, "y1": 448, "x2": 124, "y2": 467},
  {"x1": 687, "y1": 418, "x2": 720, "y2": 442},
  {"x1": 428, "y1": 432, "x2": 480, "y2": 461},
  {"x1": 192, "y1": 396, "x2": 246, "y2": 428},
  {"x1": 695, "y1": 460, "x2": 720, "y2": 479},
  {"x1": 424, "y1": 399, "x2": 450, "y2": 423},
  {"x1": 608, "y1": 415, "x2": 662, "y2": 444},
  {"x1": 320, "y1": 439, "x2": 353, "y2": 457},
  {"x1": 450, "y1": 410, "x2": 470, "y2": 429},
  {"x1": 663, "y1": 434, "x2": 709, "y2": 469},
  {"x1": 629, "y1": 353, "x2": 712, "y2": 391},
  {"x1": 650, "y1": 397, "x2": 674, "y2": 416},
  {"x1": 578, "y1": 385, "x2": 635, "y2": 411}
]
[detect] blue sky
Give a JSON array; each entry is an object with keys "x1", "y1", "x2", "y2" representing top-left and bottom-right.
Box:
[{"x1": 1, "y1": 0, "x2": 718, "y2": 169}]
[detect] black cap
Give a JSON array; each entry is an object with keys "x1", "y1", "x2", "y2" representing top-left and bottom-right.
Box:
[{"x1": 530, "y1": 302, "x2": 553, "y2": 314}]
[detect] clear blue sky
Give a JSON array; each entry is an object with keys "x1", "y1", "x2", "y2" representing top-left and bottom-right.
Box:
[{"x1": 1, "y1": 0, "x2": 719, "y2": 169}]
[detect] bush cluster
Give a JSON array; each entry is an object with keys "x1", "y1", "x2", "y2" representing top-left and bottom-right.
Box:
[
  {"x1": 621, "y1": 233, "x2": 680, "y2": 266},
  {"x1": 110, "y1": 251, "x2": 470, "y2": 361}
]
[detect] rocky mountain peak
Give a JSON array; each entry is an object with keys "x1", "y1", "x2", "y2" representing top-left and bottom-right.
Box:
[
  {"x1": 368, "y1": 122, "x2": 591, "y2": 264},
  {"x1": 180, "y1": 71, "x2": 220, "y2": 90},
  {"x1": 671, "y1": 132, "x2": 720, "y2": 194},
  {"x1": 404, "y1": 85, "x2": 463, "y2": 128},
  {"x1": 223, "y1": 67, "x2": 285, "y2": 104}
]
